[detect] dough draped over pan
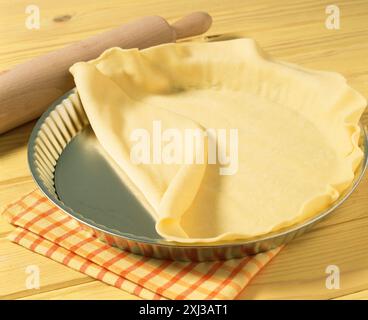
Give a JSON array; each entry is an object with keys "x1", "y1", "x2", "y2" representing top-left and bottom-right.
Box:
[{"x1": 70, "y1": 38, "x2": 366, "y2": 243}]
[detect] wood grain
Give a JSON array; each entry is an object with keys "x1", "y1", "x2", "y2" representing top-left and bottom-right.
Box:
[
  {"x1": 0, "y1": 0, "x2": 367, "y2": 300},
  {"x1": 19, "y1": 282, "x2": 138, "y2": 300},
  {"x1": 0, "y1": 239, "x2": 93, "y2": 299}
]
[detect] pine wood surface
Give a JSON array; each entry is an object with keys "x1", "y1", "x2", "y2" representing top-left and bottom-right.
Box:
[{"x1": 0, "y1": 0, "x2": 367, "y2": 300}]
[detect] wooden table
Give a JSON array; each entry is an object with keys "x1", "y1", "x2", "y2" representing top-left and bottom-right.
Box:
[{"x1": 1, "y1": 0, "x2": 368, "y2": 300}]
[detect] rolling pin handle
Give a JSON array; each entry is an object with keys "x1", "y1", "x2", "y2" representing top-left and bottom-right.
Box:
[{"x1": 171, "y1": 12, "x2": 212, "y2": 40}]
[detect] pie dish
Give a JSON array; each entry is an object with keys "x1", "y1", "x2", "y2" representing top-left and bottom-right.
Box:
[{"x1": 27, "y1": 93, "x2": 367, "y2": 260}]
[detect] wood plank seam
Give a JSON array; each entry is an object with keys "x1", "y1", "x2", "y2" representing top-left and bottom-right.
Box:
[{"x1": 0, "y1": 276, "x2": 94, "y2": 300}]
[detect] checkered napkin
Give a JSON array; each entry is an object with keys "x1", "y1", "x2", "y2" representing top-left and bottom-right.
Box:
[{"x1": 2, "y1": 190, "x2": 282, "y2": 300}]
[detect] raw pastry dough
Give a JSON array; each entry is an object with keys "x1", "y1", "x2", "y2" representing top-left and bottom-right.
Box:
[{"x1": 70, "y1": 38, "x2": 366, "y2": 243}]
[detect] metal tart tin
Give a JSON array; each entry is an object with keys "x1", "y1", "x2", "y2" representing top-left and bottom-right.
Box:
[{"x1": 28, "y1": 90, "x2": 368, "y2": 261}]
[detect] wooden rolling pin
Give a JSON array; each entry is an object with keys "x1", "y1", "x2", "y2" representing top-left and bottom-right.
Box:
[{"x1": 0, "y1": 12, "x2": 212, "y2": 134}]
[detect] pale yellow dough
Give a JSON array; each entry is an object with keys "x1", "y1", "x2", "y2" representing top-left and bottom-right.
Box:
[{"x1": 70, "y1": 39, "x2": 366, "y2": 243}]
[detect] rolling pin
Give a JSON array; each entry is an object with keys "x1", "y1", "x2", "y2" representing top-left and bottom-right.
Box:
[{"x1": 0, "y1": 12, "x2": 212, "y2": 134}]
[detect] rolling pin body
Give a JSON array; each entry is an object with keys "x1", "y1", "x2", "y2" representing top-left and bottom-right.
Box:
[{"x1": 0, "y1": 13, "x2": 212, "y2": 133}]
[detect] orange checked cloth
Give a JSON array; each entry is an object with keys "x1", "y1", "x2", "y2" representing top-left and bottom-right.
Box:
[{"x1": 2, "y1": 190, "x2": 282, "y2": 300}]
